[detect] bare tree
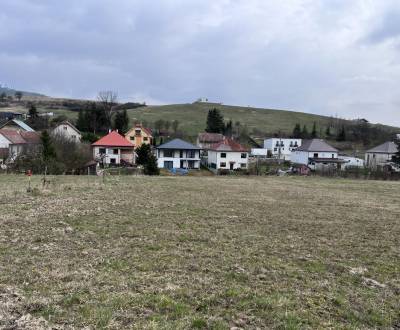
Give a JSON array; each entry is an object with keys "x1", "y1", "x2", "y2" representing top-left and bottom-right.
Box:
[{"x1": 97, "y1": 91, "x2": 118, "y2": 128}]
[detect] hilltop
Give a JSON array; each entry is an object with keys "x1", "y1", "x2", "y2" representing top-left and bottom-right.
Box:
[{"x1": 0, "y1": 86, "x2": 46, "y2": 98}]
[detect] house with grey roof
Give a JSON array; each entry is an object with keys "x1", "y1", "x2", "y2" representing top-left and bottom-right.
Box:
[
  {"x1": 0, "y1": 119, "x2": 35, "y2": 132},
  {"x1": 156, "y1": 138, "x2": 201, "y2": 170},
  {"x1": 365, "y1": 141, "x2": 399, "y2": 169},
  {"x1": 291, "y1": 139, "x2": 345, "y2": 170}
]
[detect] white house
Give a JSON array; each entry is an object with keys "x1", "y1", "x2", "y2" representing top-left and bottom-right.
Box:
[
  {"x1": 156, "y1": 138, "x2": 201, "y2": 170},
  {"x1": 365, "y1": 141, "x2": 398, "y2": 169},
  {"x1": 339, "y1": 155, "x2": 365, "y2": 168},
  {"x1": 264, "y1": 138, "x2": 302, "y2": 160},
  {"x1": 52, "y1": 121, "x2": 82, "y2": 142},
  {"x1": 291, "y1": 139, "x2": 345, "y2": 170},
  {"x1": 207, "y1": 137, "x2": 249, "y2": 173},
  {"x1": 92, "y1": 131, "x2": 135, "y2": 166}
]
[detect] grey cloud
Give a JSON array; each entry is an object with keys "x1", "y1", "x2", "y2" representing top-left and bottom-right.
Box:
[{"x1": 0, "y1": 0, "x2": 400, "y2": 126}]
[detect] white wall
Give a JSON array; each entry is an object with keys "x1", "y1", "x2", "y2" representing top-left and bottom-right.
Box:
[
  {"x1": 207, "y1": 150, "x2": 248, "y2": 172},
  {"x1": 264, "y1": 138, "x2": 302, "y2": 160},
  {"x1": 156, "y1": 149, "x2": 201, "y2": 169},
  {"x1": 365, "y1": 152, "x2": 394, "y2": 168},
  {"x1": 53, "y1": 124, "x2": 81, "y2": 141},
  {"x1": 0, "y1": 134, "x2": 10, "y2": 148},
  {"x1": 340, "y1": 156, "x2": 364, "y2": 168},
  {"x1": 93, "y1": 146, "x2": 123, "y2": 164},
  {"x1": 251, "y1": 148, "x2": 268, "y2": 156},
  {"x1": 291, "y1": 151, "x2": 338, "y2": 165}
]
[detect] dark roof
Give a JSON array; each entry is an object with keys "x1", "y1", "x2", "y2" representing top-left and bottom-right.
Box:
[
  {"x1": 209, "y1": 138, "x2": 248, "y2": 152},
  {"x1": 366, "y1": 141, "x2": 398, "y2": 154},
  {"x1": 157, "y1": 138, "x2": 200, "y2": 150},
  {"x1": 198, "y1": 132, "x2": 224, "y2": 143},
  {"x1": 295, "y1": 139, "x2": 338, "y2": 152}
]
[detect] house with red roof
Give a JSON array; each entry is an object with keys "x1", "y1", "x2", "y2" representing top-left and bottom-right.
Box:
[
  {"x1": 0, "y1": 129, "x2": 41, "y2": 163},
  {"x1": 206, "y1": 137, "x2": 249, "y2": 173},
  {"x1": 92, "y1": 130, "x2": 135, "y2": 166}
]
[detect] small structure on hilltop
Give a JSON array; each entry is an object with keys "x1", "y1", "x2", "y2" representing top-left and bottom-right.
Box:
[
  {"x1": 52, "y1": 121, "x2": 82, "y2": 142},
  {"x1": 291, "y1": 139, "x2": 345, "y2": 170},
  {"x1": 156, "y1": 138, "x2": 201, "y2": 170},
  {"x1": 92, "y1": 130, "x2": 135, "y2": 167},
  {"x1": 263, "y1": 138, "x2": 302, "y2": 161},
  {"x1": 206, "y1": 137, "x2": 249, "y2": 173},
  {"x1": 365, "y1": 141, "x2": 398, "y2": 169},
  {"x1": 0, "y1": 119, "x2": 34, "y2": 132},
  {"x1": 124, "y1": 124, "x2": 153, "y2": 149},
  {"x1": 0, "y1": 129, "x2": 41, "y2": 163}
]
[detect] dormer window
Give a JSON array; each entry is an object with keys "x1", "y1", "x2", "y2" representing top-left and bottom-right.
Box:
[{"x1": 135, "y1": 130, "x2": 141, "y2": 136}]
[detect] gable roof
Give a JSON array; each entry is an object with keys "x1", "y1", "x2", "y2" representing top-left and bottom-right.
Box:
[
  {"x1": 92, "y1": 131, "x2": 135, "y2": 148},
  {"x1": 210, "y1": 138, "x2": 248, "y2": 152},
  {"x1": 126, "y1": 125, "x2": 153, "y2": 137},
  {"x1": 55, "y1": 121, "x2": 81, "y2": 135},
  {"x1": 197, "y1": 132, "x2": 224, "y2": 143},
  {"x1": 0, "y1": 129, "x2": 40, "y2": 144},
  {"x1": 295, "y1": 139, "x2": 338, "y2": 152},
  {"x1": 0, "y1": 119, "x2": 34, "y2": 132},
  {"x1": 157, "y1": 138, "x2": 200, "y2": 150},
  {"x1": 366, "y1": 141, "x2": 398, "y2": 154}
]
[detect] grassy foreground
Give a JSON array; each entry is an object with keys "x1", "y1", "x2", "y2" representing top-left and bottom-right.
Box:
[{"x1": 0, "y1": 175, "x2": 399, "y2": 329}]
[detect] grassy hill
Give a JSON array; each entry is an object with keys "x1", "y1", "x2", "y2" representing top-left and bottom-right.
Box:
[{"x1": 0, "y1": 86, "x2": 46, "y2": 98}]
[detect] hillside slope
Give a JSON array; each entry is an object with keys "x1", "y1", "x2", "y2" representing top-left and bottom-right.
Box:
[{"x1": 125, "y1": 102, "x2": 398, "y2": 138}]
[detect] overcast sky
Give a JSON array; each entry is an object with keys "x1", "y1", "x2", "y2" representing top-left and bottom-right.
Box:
[{"x1": 1, "y1": 1, "x2": 400, "y2": 125}]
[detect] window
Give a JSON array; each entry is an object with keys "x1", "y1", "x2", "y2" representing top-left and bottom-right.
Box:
[
  {"x1": 164, "y1": 150, "x2": 174, "y2": 157},
  {"x1": 290, "y1": 142, "x2": 293, "y2": 147},
  {"x1": 130, "y1": 136, "x2": 135, "y2": 141},
  {"x1": 274, "y1": 148, "x2": 277, "y2": 152},
  {"x1": 313, "y1": 153, "x2": 318, "y2": 158},
  {"x1": 72, "y1": 135, "x2": 76, "y2": 140},
  {"x1": 144, "y1": 137, "x2": 148, "y2": 141},
  {"x1": 221, "y1": 153, "x2": 226, "y2": 158},
  {"x1": 240, "y1": 163, "x2": 247, "y2": 168},
  {"x1": 275, "y1": 142, "x2": 280, "y2": 147},
  {"x1": 135, "y1": 130, "x2": 141, "y2": 136},
  {"x1": 99, "y1": 148, "x2": 106, "y2": 154},
  {"x1": 113, "y1": 149, "x2": 119, "y2": 155},
  {"x1": 241, "y1": 153, "x2": 247, "y2": 158},
  {"x1": 164, "y1": 161, "x2": 173, "y2": 169},
  {"x1": 331, "y1": 154, "x2": 335, "y2": 159},
  {"x1": 210, "y1": 163, "x2": 217, "y2": 169},
  {"x1": 294, "y1": 142, "x2": 298, "y2": 147},
  {"x1": 220, "y1": 162, "x2": 226, "y2": 168},
  {"x1": 63, "y1": 126, "x2": 67, "y2": 130},
  {"x1": 110, "y1": 158, "x2": 116, "y2": 164},
  {"x1": 187, "y1": 150, "x2": 196, "y2": 158}
]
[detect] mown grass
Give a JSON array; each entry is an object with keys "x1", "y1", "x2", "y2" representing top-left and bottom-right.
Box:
[{"x1": 0, "y1": 175, "x2": 399, "y2": 329}]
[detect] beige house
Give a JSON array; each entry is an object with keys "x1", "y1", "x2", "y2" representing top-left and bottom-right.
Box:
[{"x1": 125, "y1": 124, "x2": 153, "y2": 149}]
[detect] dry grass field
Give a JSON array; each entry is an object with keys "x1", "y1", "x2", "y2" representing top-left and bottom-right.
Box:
[{"x1": 0, "y1": 175, "x2": 399, "y2": 329}]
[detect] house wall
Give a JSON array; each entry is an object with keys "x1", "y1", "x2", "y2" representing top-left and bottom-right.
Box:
[
  {"x1": 264, "y1": 138, "x2": 302, "y2": 160},
  {"x1": 52, "y1": 124, "x2": 81, "y2": 141},
  {"x1": 207, "y1": 150, "x2": 248, "y2": 172},
  {"x1": 0, "y1": 134, "x2": 10, "y2": 149},
  {"x1": 291, "y1": 151, "x2": 338, "y2": 165},
  {"x1": 93, "y1": 146, "x2": 134, "y2": 165},
  {"x1": 365, "y1": 152, "x2": 394, "y2": 168},
  {"x1": 156, "y1": 149, "x2": 201, "y2": 169},
  {"x1": 340, "y1": 156, "x2": 364, "y2": 168},
  {"x1": 125, "y1": 127, "x2": 152, "y2": 148}
]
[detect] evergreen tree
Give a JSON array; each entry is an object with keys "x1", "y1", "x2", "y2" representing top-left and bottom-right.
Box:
[
  {"x1": 392, "y1": 138, "x2": 400, "y2": 165},
  {"x1": 114, "y1": 109, "x2": 129, "y2": 134},
  {"x1": 206, "y1": 108, "x2": 225, "y2": 133},
  {"x1": 144, "y1": 153, "x2": 160, "y2": 175},
  {"x1": 336, "y1": 126, "x2": 346, "y2": 142},
  {"x1": 311, "y1": 122, "x2": 318, "y2": 138},
  {"x1": 224, "y1": 120, "x2": 233, "y2": 137},
  {"x1": 292, "y1": 123, "x2": 301, "y2": 138},
  {"x1": 41, "y1": 130, "x2": 56, "y2": 162},
  {"x1": 301, "y1": 125, "x2": 309, "y2": 139},
  {"x1": 136, "y1": 144, "x2": 152, "y2": 166},
  {"x1": 325, "y1": 126, "x2": 331, "y2": 137},
  {"x1": 172, "y1": 120, "x2": 180, "y2": 134},
  {"x1": 15, "y1": 91, "x2": 23, "y2": 101},
  {"x1": 159, "y1": 137, "x2": 164, "y2": 145},
  {"x1": 0, "y1": 92, "x2": 6, "y2": 102},
  {"x1": 28, "y1": 104, "x2": 38, "y2": 118},
  {"x1": 76, "y1": 110, "x2": 88, "y2": 132}
]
